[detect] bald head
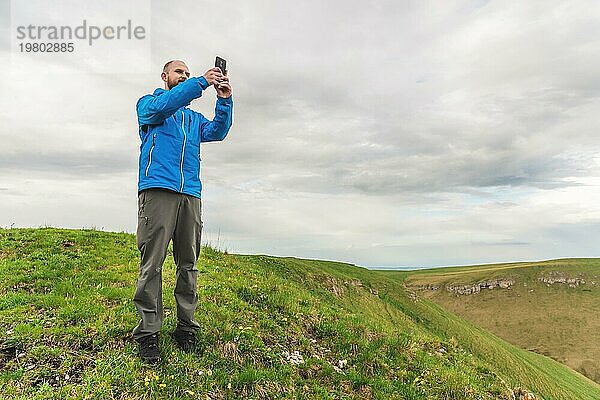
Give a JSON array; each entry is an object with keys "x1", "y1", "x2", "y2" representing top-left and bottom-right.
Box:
[{"x1": 163, "y1": 59, "x2": 186, "y2": 73}]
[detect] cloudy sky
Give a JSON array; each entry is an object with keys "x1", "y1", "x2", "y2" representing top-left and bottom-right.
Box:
[{"x1": 1, "y1": 0, "x2": 599, "y2": 268}]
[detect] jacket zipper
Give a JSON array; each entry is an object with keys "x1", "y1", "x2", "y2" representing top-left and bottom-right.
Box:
[
  {"x1": 179, "y1": 111, "x2": 187, "y2": 192},
  {"x1": 144, "y1": 133, "x2": 156, "y2": 177}
]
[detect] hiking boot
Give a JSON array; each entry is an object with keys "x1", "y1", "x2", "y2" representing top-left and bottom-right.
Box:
[
  {"x1": 171, "y1": 328, "x2": 197, "y2": 353},
  {"x1": 137, "y1": 333, "x2": 161, "y2": 364}
]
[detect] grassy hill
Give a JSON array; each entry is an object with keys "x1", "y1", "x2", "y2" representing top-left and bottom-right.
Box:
[
  {"x1": 402, "y1": 258, "x2": 600, "y2": 384},
  {"x1": 0, "y1": 228, "x2": 598, "y2": 399}
]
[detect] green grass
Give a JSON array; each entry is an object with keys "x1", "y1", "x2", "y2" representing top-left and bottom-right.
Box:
[
  {"x1": 401, "y1": 259, "x2": 600, "y2": 386},
  {"x1": 0, "y1": 228, "x2": 599, "y2": 399}
]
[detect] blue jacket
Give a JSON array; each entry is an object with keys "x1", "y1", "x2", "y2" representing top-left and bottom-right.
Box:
[{"x1": 136, "y1": 76, "x2": 233, "y2": 198}]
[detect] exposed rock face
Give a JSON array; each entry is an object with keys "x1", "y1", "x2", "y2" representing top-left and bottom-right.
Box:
[
  {"x1": 324, "y1": 277, "x2": 380, "y2": 297},
  {"x1": 325, "y1": 277, "x2": 346, "y2": 296},
  {"x1": 538, "y1": 272, "x2": 586, "y2": 287},
  {"x1": 413, "y1": 279, "x2": 515, "y2": 296},
  {"x1": 445, "y1": 278, "x2": 515, "y2": 296},
  {"x1": 411, "y1": 269, "x2": 598, "y2": 297},
  {"x1": 511, "y1": 387, "x2": 537, "y2": 400}
]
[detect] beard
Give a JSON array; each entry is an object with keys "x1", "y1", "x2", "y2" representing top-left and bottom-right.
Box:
[
  {"x1": 167, "y1": 78, "x2": 180, "y2": 89},
  {"x1": 167, "y1": 77, "x2": 187, "y2": 90}
]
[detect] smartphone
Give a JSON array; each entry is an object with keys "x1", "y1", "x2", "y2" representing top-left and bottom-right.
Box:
[{"x1": 215, "y1": 56, "x2": 227, "y2": 75}]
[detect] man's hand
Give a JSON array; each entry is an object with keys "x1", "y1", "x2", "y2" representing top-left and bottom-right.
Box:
[
  {"x1": 215, "y1": 72, "x2": 232, "y2": 98},
  {"x1": 202, "y1": 67, "x2": 224, "y2": 86}
]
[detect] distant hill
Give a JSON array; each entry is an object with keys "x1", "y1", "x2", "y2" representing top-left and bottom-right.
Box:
[
  {"x1": 0, "y1": 228, "x2": 599, "y2": 399},
  {"x1": 403, "y1": 258, "x2": 600, "y2": 385}
]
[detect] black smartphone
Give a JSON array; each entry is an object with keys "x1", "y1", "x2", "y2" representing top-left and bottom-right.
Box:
[{"x1": 215, "y1": 56, "x2": 227, "y2": 75}]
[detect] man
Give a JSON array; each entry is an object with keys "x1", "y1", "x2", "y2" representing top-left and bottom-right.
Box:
[{"x1": 133, "y1": 60, "x2": 233, "y2": 363}]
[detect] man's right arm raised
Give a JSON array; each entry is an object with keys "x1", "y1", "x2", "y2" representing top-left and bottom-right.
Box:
[{"x1": 137, "y1": 77, "x2": 210, "y2": 125}]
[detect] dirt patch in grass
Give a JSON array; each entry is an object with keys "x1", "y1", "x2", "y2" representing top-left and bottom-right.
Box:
[
  {"x1": 60, "y1": 240, "x2": 77, "y2": 248},
  {"x1": 0, "y1": 344, "x2": 19, "y2": 368},
  {"x1": 0, "y1": 249, "x2": 16, "y2": 260},
  {"x1": 27, "y1": 355, "x2": 92, "y2": 388}
]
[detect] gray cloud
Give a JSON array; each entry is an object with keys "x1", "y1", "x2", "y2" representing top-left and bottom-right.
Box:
[
  {"x1": 0, "y1": 150, "x2": 135, "y2": 176},
  {"x1": 1, "y1": 0, "x2": 599, "y2": 266}
]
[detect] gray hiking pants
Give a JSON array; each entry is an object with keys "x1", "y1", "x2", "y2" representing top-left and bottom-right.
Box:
[{"x1": 132, "y1": 188, "x2": 203, "y2": 339}]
